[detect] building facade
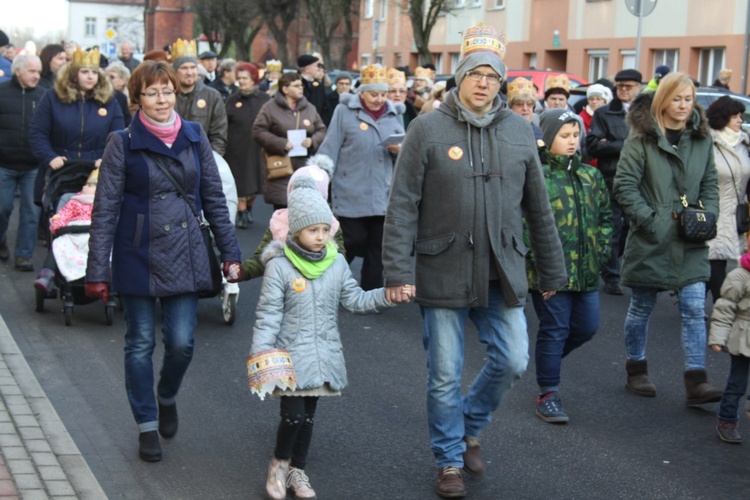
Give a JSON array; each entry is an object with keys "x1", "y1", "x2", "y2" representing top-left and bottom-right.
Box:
[
  {"x1": 68, "y1": 0, "x2": 146, "y2": 55},
  {"x1": 360, "y1": 0, "x2": 750, "y2": 93}
]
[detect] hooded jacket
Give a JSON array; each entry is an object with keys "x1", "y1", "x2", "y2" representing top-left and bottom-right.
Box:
[
  {"x1": 613, "y1": 92, "x2": 718, "y2": 290},
  {"x1": 382, "y1": 89, "x2": 568, "y2": 308},
  {"x1": 526, "y1": 150, "x2": 612, "y2": 292},
  {"x1": 709, "y1": 266, "x2": 750, "y2": 356},
  {"x1": 585, "y1": 98, "x2": 630, "y2": 184},
  {"x1": 174, "y1": 81, "x2": 228, "y2": 156},
  {"x1": 0, "y1": 75, "x2": 45, "y2": 171}
]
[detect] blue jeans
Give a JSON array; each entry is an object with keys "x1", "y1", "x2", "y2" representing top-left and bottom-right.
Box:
[
  {"x1": 624, "y1": 282, "x2": 707, "y2": 371},
  {"x1": 420, "y1": 286, "x2": 529, "y2": 468},
  {"x1": 717, "y1": 354, "x2": 750, "y2": 423},
  {"x1": 531, "y1": 290, "x2": 599, "y2": 389},
  {"x1": 121, "y1": 294, "x2": 198, "y2": 433},
  {"x1": 0, "y1": 167, "x2": 41, "y2": 259}
]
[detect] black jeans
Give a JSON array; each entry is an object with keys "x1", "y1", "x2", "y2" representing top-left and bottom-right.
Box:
[
  {"x1": 274, "y1": 396, "x2": 319, "y2": 469},
  {"x1": 718, "y1": 354, "x2": 750, "y2": 423},
  {"x1": 708, "y1": 259, "x2": 728, "y2": 304},
  {"x1": 338, "y1": 215, "x2": 384, "y2": 291}
]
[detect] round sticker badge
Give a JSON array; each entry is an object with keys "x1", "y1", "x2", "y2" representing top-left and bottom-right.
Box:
[
  {"x1": 98, "y1": 108, "x2": 108, "y2": 117},
  {"x1": 359, "y1": 123, "x2": 369, "y2": 131},
  {"x1": 235, "y1": 102, "x2": 243, "y2": 108},
  {"x1": 448, "y1": 146, "x2": 463, "y2": 160},
  {"x1": 197, "y1": 99, "x2": 207, "y2": 109},
  {"x1": 312, "y1": 81, "x2": 319, "y2": 87},
  {"x1": 303, "y1": 119, "x2": 311, "y2": 127},
  {"x1": 292, "y1": 278, "x2": 307, "y2": 293}
]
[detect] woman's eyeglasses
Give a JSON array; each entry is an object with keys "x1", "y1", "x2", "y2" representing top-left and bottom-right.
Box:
[{"x1": 140, "y1": 90, "x2": 175, "y2": 99}]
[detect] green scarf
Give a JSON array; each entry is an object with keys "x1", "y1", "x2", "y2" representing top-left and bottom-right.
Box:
[{"x1": 284, "y1": 240, "x2": 338, "y2": 279}]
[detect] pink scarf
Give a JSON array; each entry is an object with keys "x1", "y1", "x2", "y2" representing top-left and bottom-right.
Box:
[
  {"x1": 741, "y1": 253, "x2": 750, "y2": 272},
  {"x1": 138, "y1": 110, "x2": 182, "y2": 145}
]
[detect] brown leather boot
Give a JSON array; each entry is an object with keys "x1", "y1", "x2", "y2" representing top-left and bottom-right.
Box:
[
  {"x1": 684, "y1": 369, "x2": 723, "y2": 405},
  {"x1": 462, "y1": 437, "x2": 485, "y2": 476},
  {"x1": 625, "y1": 360, "x2": 656, "y2": 397},
  {"x1": 437, "y1": 466, "x2": 466, "y2": 498}
]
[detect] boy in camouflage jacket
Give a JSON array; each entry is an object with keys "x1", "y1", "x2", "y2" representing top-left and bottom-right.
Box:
[{"x1": 525, "y1": 109, "x2": 613, "y2": 424}]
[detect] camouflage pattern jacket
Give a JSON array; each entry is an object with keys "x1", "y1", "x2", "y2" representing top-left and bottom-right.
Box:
[{"x1": 526, "y1": 150, "x2": 613, "y2": 292}]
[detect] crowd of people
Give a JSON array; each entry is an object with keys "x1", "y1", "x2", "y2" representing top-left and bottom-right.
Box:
[{"x1": 1, "y1": 23, "x2": 750, "y2": 499}]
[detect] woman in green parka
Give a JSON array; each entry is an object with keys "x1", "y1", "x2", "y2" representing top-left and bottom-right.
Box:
[{"x1": 614, "y1": 72, "x2": 723, "y2": 405}]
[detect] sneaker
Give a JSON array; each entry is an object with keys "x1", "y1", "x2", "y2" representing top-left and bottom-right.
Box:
[
  {"x1": 462, "y1": 437, "x2": 485, "y2": 476},
  {"x1": 437, "y1": 466, "x2": 466, "y2": 498},
  {"x1": 34, "y1": 268, "x2": 55, "y2": 294},
  {"x1": 15, "y1": 258, "x2": 33, "y2": 272},
  {"x1": 536, "y1": 392, "x2": 570, "y2": 424},
  {"x1": 717, "y1": 420, "x2": 742, "y2": 444},
  {"x1": 286, "y1": 467, "x2": 317, "y2": 499},
  {"x1": 604, "y1": 281, "x2": 624, "y2": 295},
  {"x1": 266, "y1": 457, "x2": 290, "y2": 500},
  {"x1": 0, "y1": 242, "x2": 8, "y2": 261}
]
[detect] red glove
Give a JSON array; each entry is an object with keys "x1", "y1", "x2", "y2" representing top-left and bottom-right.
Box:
[
  {"x1": 85, "y1": 282, "x2": 110, "y2": 303},
  {"x1": 222, "y1": 262, "x2": 242, "y2": 283}
]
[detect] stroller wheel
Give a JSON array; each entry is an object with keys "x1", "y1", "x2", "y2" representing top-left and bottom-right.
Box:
[
  {"x1": 105, "y1": 304, "x2": 115, "y2": 326},
  {"x1": 222, "y1": 293, "x2": 238, "y2": 326},
  {"x1": 35, "y1": 287, "x2": 45, "y2": 313},
  {"x1": 64, "y1": 305, "x2": 73, "y2": 326}
]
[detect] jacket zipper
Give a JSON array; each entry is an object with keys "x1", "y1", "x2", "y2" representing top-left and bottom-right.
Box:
[
  {"x1": 567, "y1": 159, "x2": 585, "y2": 287},
  {"x1": 77, "y1": 96, "x2": 85, "y2": 159}
]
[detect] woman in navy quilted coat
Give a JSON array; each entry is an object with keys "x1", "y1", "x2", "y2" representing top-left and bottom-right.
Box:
[{"x1": 85, "y1": 61, "x2": 242, "y2": 463}]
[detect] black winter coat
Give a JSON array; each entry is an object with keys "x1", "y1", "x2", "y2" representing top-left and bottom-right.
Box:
[
  {"x1": 585, "y1": 98, "x2": 630, "y2": 185},
  {"x1": 0, "y1": 76, "x2": 45, "y2": 171}
]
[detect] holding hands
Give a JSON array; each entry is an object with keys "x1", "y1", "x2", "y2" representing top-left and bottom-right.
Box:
[
  {"x1": 223, "y1": 262, "x2": 243, "y2": 283},
  {"x1": 386, "y1": 284, "x2": 415, "y2": 304}
]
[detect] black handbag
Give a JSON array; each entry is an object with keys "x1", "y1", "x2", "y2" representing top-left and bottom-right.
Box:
[
  {"x1": 716, "y1": 146, "x2": 750, "y2": 233},
  {"x1": 668, "y1": 160, "x2": 717, "y2": 242},
  {"x1": 154, "y1": 159, "x2": 223, "y2": 298}
]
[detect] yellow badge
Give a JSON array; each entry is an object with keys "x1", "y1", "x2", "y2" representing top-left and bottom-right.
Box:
[
  {"x1": 312, "y1": 81, "x2": 319, "y2": 87},
  {"x1": 448, "y1": 146, "x2": 463, "y2": 160},
  {"x1": 0, "y1": 70, "x2": 4, "y2": 77},
  {"x1": 292, "y1": 278, "x2": 307, "y2": 293},
  {"x1": 235, "y1": 102, "x2": 243, "y2": 108},
  {"x1": 303, "y1": 119, "x2": 311, "y2": 127},
  {"x1": 197, "y1": 99, "x2": 207, "y2": 109},
  {"x1": 98, "y1": 108, "x2": 107, "y2": 117},
  {"x1": 359, "y1": 122, "x2": 369, "y2": 131},
  {"x1": 536, "y1": 139, "x2": 545, "y2": 148}
]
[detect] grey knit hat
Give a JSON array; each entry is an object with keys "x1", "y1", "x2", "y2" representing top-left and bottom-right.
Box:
[
  {"x1": 454, "y1": 52, "x2": 507, "y2": 87},
  {"x1": 539, "y1": 109, "x2": 580, "y2": 149},
  {"x1": 288, "y1": 176, "x2": 333, "y2": 235}
]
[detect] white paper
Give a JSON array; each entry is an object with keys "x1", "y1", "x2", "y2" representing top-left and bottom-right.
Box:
[
  {"x1": 378, "y1": 133, "x2": 406, "y2": 147},
  {"x1": 287, "y1": 129, "x2": 308, "y2": 157}
]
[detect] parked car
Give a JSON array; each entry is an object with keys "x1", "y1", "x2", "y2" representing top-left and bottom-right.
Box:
[{"x1": 506, "y1": 70, "x2": 588, "y2": 98}]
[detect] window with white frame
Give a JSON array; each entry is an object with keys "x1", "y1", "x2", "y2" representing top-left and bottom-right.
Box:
[
  {"x1": 432, "y1": 53, "x2": 443, "y2": 73},
  {"x1": 85, "y1": 17, "x2": 96, "y2": 37},
  {"x1": 361, "y1": 53, "x2": 371, "y2": 67},
  {"x1": 375, "y1": 53, "x2": 384, "y2": 65},
  {"x1": 698, "y1": 47, "x2": 725, "y2": 86},
  {"x1": 620, "y1": 50, "x2": 635, "y2": 72},
  {"x1": 526, "y1": 52, "x2": 538, "y2": 69},
  {"x1": 379, "y1": 0, "x2": 387, "y2": 20},
  {"x1": 106, "y1": 18, "x2": 119, "y2": 31},
  {"x1": 364, "y1": 0, "x2": 374, "y2": 19},
  {"x1": 469, "y1": 0, "x2": 482, "y2": 7},
  {"x1": 450, "y1": 53, "x2": 460, "y2": 73},
  {"x1": 653, "y1": 49, "x2": 679, "y2": 72},
  {"x1": 494, "y1": 0, "x2": 506, "y2": 8},
  {"x1": 451, "y1": 0, "x2": 466, "y2": 8},
  {"x1": 587, "y1": 50, "x2": 609, "y2": 81}
]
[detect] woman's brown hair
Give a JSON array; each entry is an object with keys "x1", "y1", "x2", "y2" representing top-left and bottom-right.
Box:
[{"x1": 128, "y1": 61, "x2": 180, "y2": 107}]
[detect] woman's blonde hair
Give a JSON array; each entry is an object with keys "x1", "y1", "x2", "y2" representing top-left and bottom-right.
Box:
[
  {"x1": 54, "y1": 63, "x2": 114, "y2": 105},
  {"x1": 650, "y1": 72, "x2": 696, "y2": 134}
]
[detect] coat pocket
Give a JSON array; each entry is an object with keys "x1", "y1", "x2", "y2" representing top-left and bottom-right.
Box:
[
  {"x1": 132, "y1": 214, "x2": 144, "y2": 247},
  {"x1": 415, "y1": 233, "x2": 455, "y2": 255}
]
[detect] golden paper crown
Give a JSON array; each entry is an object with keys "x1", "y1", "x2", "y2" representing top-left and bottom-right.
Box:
[
  {"x1": 461, "y1": 23, "x2": 507, "y2": 60},
  {"x1": 545, "y1": 74, "x2": 570, "y2": 93},
  {"x1": 414, "y1": 67, "x2": 431, "y2": 80},
  {"x1": 507, "y1": 77, "x2": 535, "y2": 100},
  {"x1": 386, "y1": 68, "x2": 406, "y2": 86},
  {"x1": 266, "y1": 59, "x2": 282, "y2": 73},
  {"x1": 169, "y1": 38, "x2": 198, "y2": 62},
  {"x1": 72, "y1": 47, "x2": 100, "y2": 68},
  {"x1": 360, "y1": 65, "x2": 388, "y2": 85},
  {"x1": 719, "y1": 68, "x2": 732, "y2": 79}
]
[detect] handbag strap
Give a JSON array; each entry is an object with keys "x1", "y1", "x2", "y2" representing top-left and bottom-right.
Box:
[
  {"x1": 153, "y1": 157, "x2": 207, "y2": 228},
  {"x1": 715, "y1": 144, "x2": 744, "y2": 204},
  {"x1": 665, "y1": 155, "x2": 693, "y2": 209}
]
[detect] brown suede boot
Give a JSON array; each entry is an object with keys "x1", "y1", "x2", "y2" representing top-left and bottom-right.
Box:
[
  {"x1": 625, "y1": 360, "x2": 656, "y2": 397},
  {"x1": 684, "y1": 369, "x2": 723, "y2": 405}
]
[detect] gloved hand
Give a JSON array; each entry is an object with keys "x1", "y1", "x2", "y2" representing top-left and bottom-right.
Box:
[
  {"x1": 85, "y1": 282, "x2": 110, "y2": 303},
  {"x1": 222, "y1": 262, "x2": 242, "y2": 283}
]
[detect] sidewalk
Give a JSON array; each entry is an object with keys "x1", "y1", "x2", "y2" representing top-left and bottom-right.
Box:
[{"x1": 0, "y1": 314, "x2": 106, "y2": 499}]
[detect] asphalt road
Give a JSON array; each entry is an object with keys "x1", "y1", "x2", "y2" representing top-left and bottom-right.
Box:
[{"x1": 1, "y1": 199, "x2": 749, "y2": 499}]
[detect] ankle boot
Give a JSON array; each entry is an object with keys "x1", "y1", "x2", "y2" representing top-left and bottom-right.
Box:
[
  {"x1": 34, "y1": 268, "x2": 55, "y2": 294},
  {"x1": 158, "y1": 401, "x2": 178, "y2": 438},
  {"x1": 235, "y1": 210, "x2": 248, "y2": 229},
  {"x1": 625, "y1": 359, "x2": 656, "y2": 397},
  {"x1": 138, "y1": 430, "x2": 162, "y2": 462},
  {"x1": 684, "y1": 369, "x2": 723, "y2": 405}
]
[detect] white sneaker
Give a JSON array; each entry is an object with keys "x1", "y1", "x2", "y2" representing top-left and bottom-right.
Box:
[
  {"x1": 286, "y1": 467, "x2": 317, "y2": 499},
  {"x1": 266, "y1": 457, "x2": 290, "y2": 500}
]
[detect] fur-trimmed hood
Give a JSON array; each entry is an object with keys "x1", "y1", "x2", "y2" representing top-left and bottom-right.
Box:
[
  {"x1": 260, "y1": 239, "x2": 285, "y2": 266},
  {"x1": 54, "y1": 63, "x2": 115, "y2": 105},
  {"x1": 626, "y1": 91, "x2": 710, "y2": 143}
]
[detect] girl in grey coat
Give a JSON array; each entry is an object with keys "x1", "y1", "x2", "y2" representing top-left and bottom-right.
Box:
[{"x1": 250, "y1": 176, "x2": 400, "y2": 500}]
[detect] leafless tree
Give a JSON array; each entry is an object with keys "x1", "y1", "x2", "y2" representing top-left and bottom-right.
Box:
[
  {"x1": 408, "y1": 0, "x2": 452, "y2": 65},
  {"x1": 194, "y1": 0, "x2": 263, "y2": 60},
  {"x1": 258, "y1": 0, "x2": 301, "y2": 67},
  {"x1": 302, "y1": 0, "x2": 358, "y2": 69}
]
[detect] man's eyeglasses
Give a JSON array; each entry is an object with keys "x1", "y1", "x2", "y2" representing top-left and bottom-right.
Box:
[
  {"x1": 288, "y1": 84, "x2": 304, "y2": 89},
  {"x1": 465, "y1": 70, "x2": 502, "y2": 85},
  {"x1": 317, "y1": 63, "x2": 325, "y2": 69},
  {"x1": 616, "y1": 83, "x2": 638, "y2": 90},
  {"x1": 140, "y1": 90, "x2": 175, "y2": 99}
]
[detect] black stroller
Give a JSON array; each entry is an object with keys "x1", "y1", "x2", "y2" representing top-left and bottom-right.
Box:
[{"x1": 34, "y1": 161, "x2": 116, "y2": 326}]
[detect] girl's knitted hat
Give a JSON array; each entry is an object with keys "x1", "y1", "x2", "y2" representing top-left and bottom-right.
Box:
[
  {"x1": 286, "y1": 154, "x2": 334, "y2": 200},
  {"x1": 287, "y1": 176, "x2": 333, "y2": 235}
]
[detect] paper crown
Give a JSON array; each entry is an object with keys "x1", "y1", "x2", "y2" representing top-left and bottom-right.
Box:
[
  {"x1": 414, "y1": 67, "x2": 431, "y2": 80},
  {"x1": 719, "y1": 68, "x2": 732, "y2": 79},
  {"x1": 247, "y1": 348, "x2": 297, "y2": 401},
  {"x1": 72, "y1": 47, "x2": 100, "y2": 68},
  {"x1": 507, "y1": 77, "x2": 535, "y2": 100},
  {"x1": 169, "y1": 38, "x2": 198, "y2": 62},
  {"x1": 360, "y1": 64, "x2": 388, "y2": 85},
  {"x1": 545, "y1": 74, "x2": 570, "y2": 92},
  {"x1": 386, "y1": 68, "x2": 406, "y2": 86},
  {"x1": 266, "y1": 59, "x2": 282, "y2": 73},
  {"x1": 461, "y1": 23, "x2": 507, "y2": 60}
]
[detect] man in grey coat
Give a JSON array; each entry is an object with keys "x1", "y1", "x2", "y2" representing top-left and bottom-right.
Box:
[{"x1": 382, "y1": 24, "x2": 567, "y2": 499}]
